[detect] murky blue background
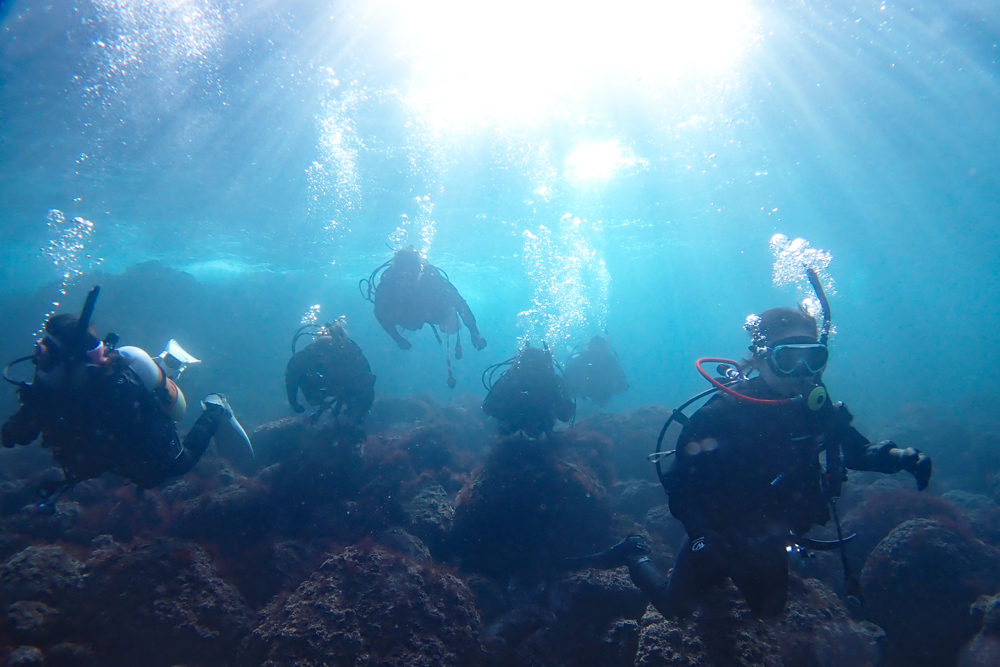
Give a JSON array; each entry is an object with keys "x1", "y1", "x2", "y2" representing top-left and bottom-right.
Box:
[{"x1": 2, "y1": 0, "x2": 998, "y2": 434}]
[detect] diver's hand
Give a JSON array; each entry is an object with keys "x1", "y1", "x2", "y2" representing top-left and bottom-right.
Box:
[
  {"x1": 471, "y1": 332, "x2": 487, "y2": 351},
  {"x1": 891, "y1": 446, "x2": 932, "y2": 490},
  {"x1": 909, "y1": 453, "x2": 932, "y2": 491}
]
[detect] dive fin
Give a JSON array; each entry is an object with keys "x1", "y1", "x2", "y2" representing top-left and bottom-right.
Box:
[{"x1": 158, "y1": 339, "x2": 202, "y2": 379}]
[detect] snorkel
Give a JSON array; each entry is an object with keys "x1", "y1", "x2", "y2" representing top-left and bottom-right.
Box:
[
  {"x1": 694, "y1": 267, "x2": 832, "y2": 410},
  {"x1": 4, "y1": 286, "x2": 105, "y2": 387}
]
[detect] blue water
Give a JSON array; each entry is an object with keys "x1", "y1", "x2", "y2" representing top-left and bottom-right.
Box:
[{"x1": 2, "y1": 0, "x2": 999, "y2": 432}]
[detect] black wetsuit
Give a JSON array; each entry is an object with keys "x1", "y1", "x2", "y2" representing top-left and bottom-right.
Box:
[
  {"x1": 482, "y1": 352, "x2": 575, "y2": 438},
  {"x1": 632, "y1": 377, "x2": 908, "y2": 617},
  {"x1": 285, "y1": 334, "x2": 376, "y2": 424},
  {"x1": 2, "y1": 356, "x2": 222, "y2": 490},
  {"x1": 563, "y1": 345, "x2": 628, "y2": 407},
  {"x1": 374, "y1": 263, "x2": 484, "y2": 348}
]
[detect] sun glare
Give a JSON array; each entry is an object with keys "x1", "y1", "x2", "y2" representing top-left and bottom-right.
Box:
[
  {"x1": 565, "y1": 140, "x2": 645, "y2": 182},
  {"x1": 389, "y1": 0, "x2": 759, "y2": 125}
]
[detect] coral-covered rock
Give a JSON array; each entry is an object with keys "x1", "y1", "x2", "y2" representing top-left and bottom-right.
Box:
[
  {"x1": 842, "y1": 486, "x2": 971, "y2": 565},
  {"x1": 634, "y1": 576, "x2": 884, "y2": 667},
  {"x1": 575, "y1": 406, "x2": 670, "y2": 483},
  {"x1": 173, "y1": 479, "x2": 276, "y2": 547},
  {"x1": 0, "y1": 546, "x2": 83, "y2": 605},
  {"x1": 403, "y1": 479, "x2": 455, "y2": 556},
  {"x1": 452, "y1": 433, "x2": 614, "y2": 578},
  {"x1": 243, "y1": 544, "x2": 481, "y2": 667},
  {"x1": 861, "y1": 518, "x2": 1000, "y2": 666},
  {"x1": 959, "y1": 594, "x2": 1000, "y2": 667},
  {"x1": 6, "y1": 601, "x2": 59, "y2": 640},
  {"x1": 250, "y1": 416, "x2": 311, "y2": 467},
  {"x1": 480, "y1": 568, "x2": 646, "y2": 667},
  {"x1": 77, "y1": 537, "x2": 252, "y2": 667},
  {"x1": 376, "y1": 527, "x2": 433, "y2": 562},
  {"x1": 4, "y1": 646, "x2": 43, "y2": 666},
  {"x1": 611, "y1": 480, "x2": 665, "y2": 523}
]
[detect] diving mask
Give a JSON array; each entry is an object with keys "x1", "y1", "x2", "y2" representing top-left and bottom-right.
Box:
[{"x1": 767, "y1": 343, "x2": 829, "y2": 376}]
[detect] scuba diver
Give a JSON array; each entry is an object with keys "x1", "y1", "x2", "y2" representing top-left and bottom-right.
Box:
[
  {"x1": 1, "y1": 287, "x2": 253, "y2": 496},
  {"x1": 285, "y1": 319, "x2": 375, "y2": 443},
  {"x1": 482, "y1": 344, "x2": 575, "y2": 438},
  {"x1": 576, "y1": 270, "x2": 932, "y2": 618},
  {"x1": 562, "y1": 333, "x2": 629, "y2": 408},
  {"x1": 361, "y1": 247, "x2": 486, "y2": 386}
]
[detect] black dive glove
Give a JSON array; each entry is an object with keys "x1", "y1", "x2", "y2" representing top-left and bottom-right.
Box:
[{"x1": 889, "y1": 445, "x2": 932, "y2": 490}]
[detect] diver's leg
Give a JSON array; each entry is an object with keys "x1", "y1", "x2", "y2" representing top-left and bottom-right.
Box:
[
  {"x1": 634, "y1": 535, "x2": 728, "y2": 619},
  {"x1": 167, "y1": 404, "x2": 226, "y2": 477},
  {"x1": 726, "y1": 533, "x2": 789, "y2": 616}
]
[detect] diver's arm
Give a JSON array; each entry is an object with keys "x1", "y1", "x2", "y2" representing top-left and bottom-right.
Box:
[
  {"x1": 834, "y1": 402, "x2": 932, "y2": 488},
  {"x1": 442, "y1": 279, "x2": 486, "y2": 349},
  {"x1": 2, "y1": 407, "x2": 41, "y2": 448},
  {"x1": 834, "y1": 403, "x2": 906, "y2": 473},
  {"x1": 375, "y1": 309, "x2": 412, "y2": 350}
]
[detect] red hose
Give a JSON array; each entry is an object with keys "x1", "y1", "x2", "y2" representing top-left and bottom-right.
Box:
[{"x1": 695, "y1": 358, "x2": 792, "y2": 405}]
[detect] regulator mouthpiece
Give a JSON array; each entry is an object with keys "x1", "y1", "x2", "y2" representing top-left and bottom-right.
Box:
[{"x1": 806, "y1": 385, "x2": 828, "y2": 411}]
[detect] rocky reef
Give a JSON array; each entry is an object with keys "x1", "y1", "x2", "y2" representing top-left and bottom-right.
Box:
[{"x1": 1, "y1": 368, "x2": 1000, "y2": 665}]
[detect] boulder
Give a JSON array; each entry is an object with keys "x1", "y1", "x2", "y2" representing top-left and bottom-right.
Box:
[
  {"x1": 77, "y1": 537, "x2": 252, "y2": 667},
  {"x1": 634, "y1": 576, "x2": 885, "y2": 667},
  {"x1": 959, "y1": 594, "x2": 1000, "y2": 667},
  {"x1": 0, "y1": 545, "x2": 83, "y2": 605},
  {"x1": 243, "y1": 544, "x2": 481, "y2": 667},
  {"x1": 862, "y1": 518, "x2": 1000, "y2": 666},
  {"x1": 452, "y1": 433, "x2": 614, "y2": 578}
]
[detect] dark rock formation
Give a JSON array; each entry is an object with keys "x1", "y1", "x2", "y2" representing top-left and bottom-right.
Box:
[
  {"x1": 634, "y1": 576, "x2": 885, "y2": 667},
  {"x1": 611, "y1": 479, "x2": 665, "y2": 523},
  {"x1": 243, "y1": 544, "x2": 482, "y2": 667},
  {"x1": 77, "y1": 537, "x2": 252, "y2": 667},
  {"x1": 402, "y1": 479, "x2": 455, "y2": 557},
  {"x1": 959, "y1": 594, "x2": 1000, "y2": 667},
  {"x1": 575, "y1": 406, "x2": 670, "y2": 483},
  {"x1": 861, "y1": 518, "x2": 1000, "y2": 666},
  {"x1": 452, "y1": 433, "x2": 614, "y2": 578},
  {"x1": 0, "y1": 545, "x2": 83, "y2": 605},
  {"x1": 842, "y1": 486, "x2": 971, "y2": 565}
]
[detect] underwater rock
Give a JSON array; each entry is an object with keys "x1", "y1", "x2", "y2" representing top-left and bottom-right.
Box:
[
  {"x1": 958, "y1": 594, "x2": 1000, "y2": 667},
  {"x1": 250, "y1": 416, "x2": 311, "y2": 467},
  {"x1": 452, "y1": 433, "x2": 614, "y2": 578},
  {"x1": 377, "y1": 526, "x2": 433, "y2": 562},
  {"x1": 76, "y1": 536, "x2": 252, "y2": 667},
  {"x1": 173, "y1": 479, "x2": 275, "y2": 547},
  {"x1": 557, "y1": 567, "x2": 649, "y2": 623},
  {"x1": 0, "y1": 545, "x2": 83, "y2": 605},
  {"x1": 4, "y1": 646, "x2": 43, "y2": 667},
  {"x1": 44, "y1": 642, "x2": 97, "y2": 667},
  {"x1": 611, "y1": 479, "x2": 665, "y2": 522},
  {"x1": 402, "y1": 479, "x2": 455, "y2": 557},
  {"x1": 479, "y1": 568, "x2": 646, "y2": 667},
  {"x1": 367, "y1": 395, "x2": 439, "y2": 432},
  {"x1": 634, "y1": 576, "x2": 885, "y2": 667},
  {"x1": 842, "y1": 486, "x2": 971, "y2": 565},
  {"x1": 243, "y1": 544, "x2": 482, "y2": 667},
  {"x1": 574, "y1": 405, "x2": 670, "y2": 483},
  {"x1": 6, "y1": 600, "x2": 59, "y2": 640},
  {"x1": 213, "y1": 539, "x2": 326, "y2": 611},
  {"x1": 942, "y1": 490, "x2": 997, "y2": 512},
  {"x1": 861, "y1": 518, "x2": 1000, "y2": 667}
]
